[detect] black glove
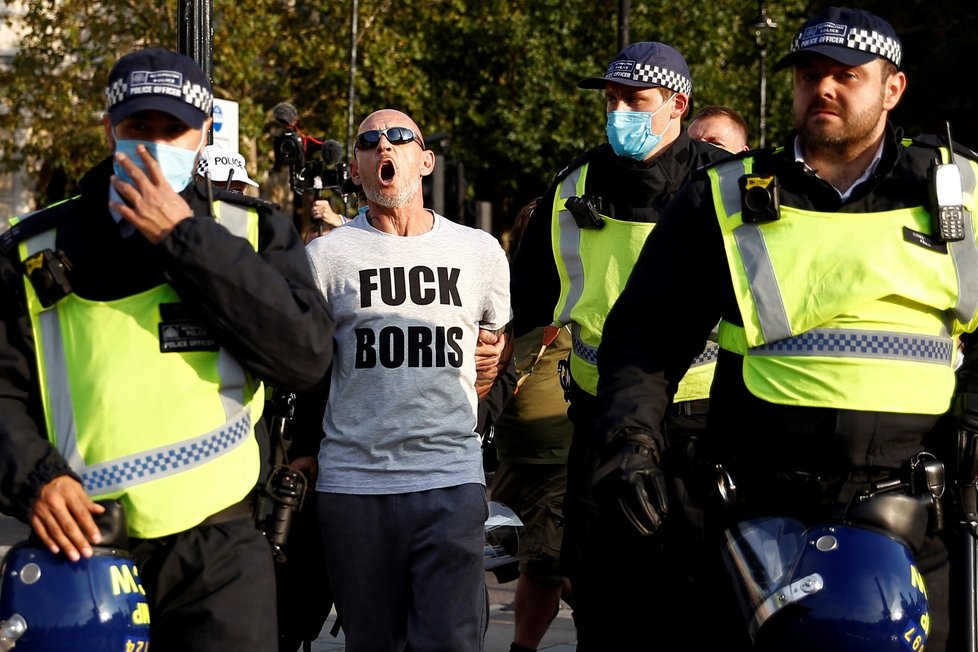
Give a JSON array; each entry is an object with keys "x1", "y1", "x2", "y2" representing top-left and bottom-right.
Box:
[{"x1": 590, "y1": 428, "x2": 668, "y2": 536}]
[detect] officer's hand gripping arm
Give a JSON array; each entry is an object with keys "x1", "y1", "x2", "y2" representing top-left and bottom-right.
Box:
[{"x1": 590, "y1": 428, "x2": 668, "y2": 536}]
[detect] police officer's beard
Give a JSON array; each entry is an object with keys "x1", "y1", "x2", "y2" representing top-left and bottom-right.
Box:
[
  {"x1": 363, "y1": 176, "x2": 422, "y2": 209},
  {"x1": 795, "y1": 90, "x2": 886, "y2": 152}
]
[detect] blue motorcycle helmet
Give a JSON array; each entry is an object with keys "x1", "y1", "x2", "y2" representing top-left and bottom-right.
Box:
[
  {"x1": 722, "y1": 517, "x2": 929, "y2": 652},
  {"x1": 0, "y1": 542, "x2": 151, "y2": 651},
  {"x1": 0, "y1": 500, "x2": 150, "y2": 651}
]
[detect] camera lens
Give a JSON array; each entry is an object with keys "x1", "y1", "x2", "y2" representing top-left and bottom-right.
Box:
[{"x1": 744, "y1": 185, "x2": 771, "y2": 212}]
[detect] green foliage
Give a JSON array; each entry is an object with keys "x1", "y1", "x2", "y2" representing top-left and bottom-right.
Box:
[
  {"x1": 0, "y1": 1, "x2": 178, "y2": 201},
  {"x1": 1, "y1": 0, "x2": 976, "y2": 229}
]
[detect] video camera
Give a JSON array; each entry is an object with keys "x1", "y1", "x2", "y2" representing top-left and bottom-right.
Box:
[{"x1": 271, "y1": 102, "x2": 349, "y2": 198}]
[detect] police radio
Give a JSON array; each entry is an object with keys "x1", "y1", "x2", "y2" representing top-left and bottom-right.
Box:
[
  {"x1": 930, "y1": 122, "x2": 968, "y2": 243},
  {"x1": 739, "y1": 175, "x2": 781, "y2": 223}
]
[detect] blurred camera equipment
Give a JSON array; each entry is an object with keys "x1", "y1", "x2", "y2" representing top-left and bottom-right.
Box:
[{"x1": 271, "y1": 102, "x2": 349, "y2": 199}]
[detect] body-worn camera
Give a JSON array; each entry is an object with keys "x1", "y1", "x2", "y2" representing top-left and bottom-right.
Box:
[
  {"x1": 565, "y1": 195, "x2": 605, "y2": 229},
  {"x1": 24, "y1": 248, "x2": 73, "y2": 307},
  {"x1": 739, "y1": 174, "x2": 781, "y2": 223}
]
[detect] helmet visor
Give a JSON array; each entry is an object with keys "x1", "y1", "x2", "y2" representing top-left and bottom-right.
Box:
[{"x1": 722, "y1": 517, "x2": 815, "y2": 638}]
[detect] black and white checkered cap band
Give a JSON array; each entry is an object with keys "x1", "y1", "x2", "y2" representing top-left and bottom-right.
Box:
[
  {"x1": 105, "y1": 76, "x2": 214, "y2": 114},
  {"x1": 631, "y1": 63, "x2": 692, "y2": 95},
  {"x1": 790, "y1": 27, "x2": 902, "y2": 67},
  {"x1": 105, "y1": 78, "x2": 128, "y2": 107}
]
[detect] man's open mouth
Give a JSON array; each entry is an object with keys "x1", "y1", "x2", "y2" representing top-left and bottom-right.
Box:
[{"x1": 379, "y1": 160, "x2": 396, "y2": 185}]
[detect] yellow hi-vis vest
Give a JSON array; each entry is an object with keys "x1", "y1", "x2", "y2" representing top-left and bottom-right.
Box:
[
  {"x1": 551, "y1": 162, "x2": 717, "y2": 399},
  {"x1": 13, "y1": 201, "x2": 265, "y2": 538},
  {"x1": 710, "y1": 148, "x2": 978, "y2": 414}
]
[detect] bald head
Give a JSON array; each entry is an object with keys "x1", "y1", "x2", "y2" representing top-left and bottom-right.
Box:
[{"x1": 357, "y1": 110, "x2": 426, "y2": 149}]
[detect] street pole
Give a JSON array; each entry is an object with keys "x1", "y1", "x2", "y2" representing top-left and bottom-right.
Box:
[
  {"x1": 347, "y1": 0, "x2": 360, "y2": 162},
  {"x1": 618, "y1": 0, "x2": 630, "y2": 51},
  {"x1": 178, "y1": 0, "x2": 213, "y2": 141},
  {"x1": 750, "y1": 0, "x2": 777, "y2": 148}
]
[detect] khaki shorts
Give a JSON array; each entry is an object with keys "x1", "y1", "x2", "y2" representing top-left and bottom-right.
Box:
[{"x1": 489, "y1": 461, "x2": 567, "y2": 584}]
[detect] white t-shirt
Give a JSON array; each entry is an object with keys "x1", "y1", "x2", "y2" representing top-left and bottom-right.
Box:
[{"x1": 306, "y1": 211, "x2": 511, "y2": 494}]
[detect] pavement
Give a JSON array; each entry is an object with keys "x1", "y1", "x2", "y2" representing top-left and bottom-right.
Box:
[
  {"x1": 0, "y1": 515, "x2": 577, "y2": 651},
  {"x1": 309, "y1": 574, "x2": 576, "y2": 651}
]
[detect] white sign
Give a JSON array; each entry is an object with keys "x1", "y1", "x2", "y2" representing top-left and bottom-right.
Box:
[{"x1": 212, "y1": 98, "x2": 239, "y2": 153}]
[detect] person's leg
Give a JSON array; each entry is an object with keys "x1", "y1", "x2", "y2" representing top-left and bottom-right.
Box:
[
  {"x1": 512, "y1": 574, "x2": 563, "y2": 650},
  {"x1": 275, "y1": 498, "x2": 332, "y2": 652},
  {"x1": 132, "y1": 517, "x2": 278, "y2": 652},
  {"x1": 317, "y1": 492, "x2": 409, "y2": 652},
  {"x1": 408, "y1": 484, "x2": 488, "y2": 652},
  {"x1": 559, "y1": 385, "x2": 609, "y2": 651},
  {"x1": 506, "y1": 464, "x2": 568, "y2": 650}
]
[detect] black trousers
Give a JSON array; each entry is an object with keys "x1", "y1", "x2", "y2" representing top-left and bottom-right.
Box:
[
  {"x1": 559, "y1": 382, "x2": 742, "y2": 650},
  {"x1": 131, "y1": 516, "x2": 278, "y2": 652},
  {"x1": 559, "y1": 381, "x2": 953, "y2": 651}
]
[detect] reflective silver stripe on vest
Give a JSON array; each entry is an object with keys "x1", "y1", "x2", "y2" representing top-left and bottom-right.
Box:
[
  {"x1": 555, "y1": 166, "x2": 586, "y2": 325},
  {"x1": 715, "y1": 159, "x2": 793, "y2": 341},
  {"x1": 748, "y1": 328, "x2": 953, "y2": 364},
  {"x1": 734, "y1": 224, "x2": 793, "y2": 342},
  {"x1": 24, "y1": 230, "x2": 87, "y2": 472},
  {"x1": 715, "y1": 158, "x2": 744, "y2": 220},
  {"x1": 82, "y1": 407, "x2": 252, "y2": 494},
  {"x1": 213, "y1": 202, "x2": 252, "y2": 413},
  {"x1": 217, "y1": 348, "x2": 247, "y2": 420},
  {"x1": 951, "y1": 159, "x2": 978, "y2": 323},
  {"x1": 574, "y1": 332, "x2": 718, "y2": 367},
  {"x1": 217, "y1": 202, "x2": 252, "y2": 239}
]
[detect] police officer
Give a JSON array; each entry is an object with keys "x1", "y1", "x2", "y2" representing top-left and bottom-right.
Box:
[
  {"x1": 594, "y1": 8, "x2": 976, "y2": 650},
  {"x1": 688, "y1": 105, "x2": 751, "y2": 153},
  {"x1": 195, "y1": 143, "x2": 261, "y2": 195},
  {"x1": 509, "y1": 42, "x2": 727, "y2": 649},
  {"x1": 0, "y1": 48, "x2": 334, "y2": 650}
]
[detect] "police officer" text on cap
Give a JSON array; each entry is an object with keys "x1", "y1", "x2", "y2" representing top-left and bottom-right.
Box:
[
  {"x1": 105, "y1": 48, "x2": 214, "y2": 129},
  {"x1": 775, "y1": 6, "x2": 902, "y2": 71}
]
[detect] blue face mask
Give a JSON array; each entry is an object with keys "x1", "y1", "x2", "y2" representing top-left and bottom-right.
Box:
[
  {"x1": 112, "y1": 131, "x2": 202, "y2": 193},
  {"x1": 606, "y1": 93, "x2": 676, "y2": 161}
]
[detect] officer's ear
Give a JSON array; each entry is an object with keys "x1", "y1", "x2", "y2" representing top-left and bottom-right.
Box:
[
  {"x1": 882, "y1": 67, "x2": 907, "y2": 111},
  {"x1": 671, "y1": 93, "x2": 689, "y2": 120}
]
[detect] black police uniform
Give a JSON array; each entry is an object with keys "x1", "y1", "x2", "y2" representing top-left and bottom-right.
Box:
[
  {"x1": 510, "y1": 131, "x2": 728, "y2": 650},
  {"x1": 0, "y1": 156, "x2": 335, "y2": 651},
  {"x1": 595, "y1": 125, "x2": 975, "y2": 651}
]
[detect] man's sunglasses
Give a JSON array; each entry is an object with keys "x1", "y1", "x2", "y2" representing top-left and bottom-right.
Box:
[{"x1": 354, "y1": 127, "x2": 424, "y2": 151}]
